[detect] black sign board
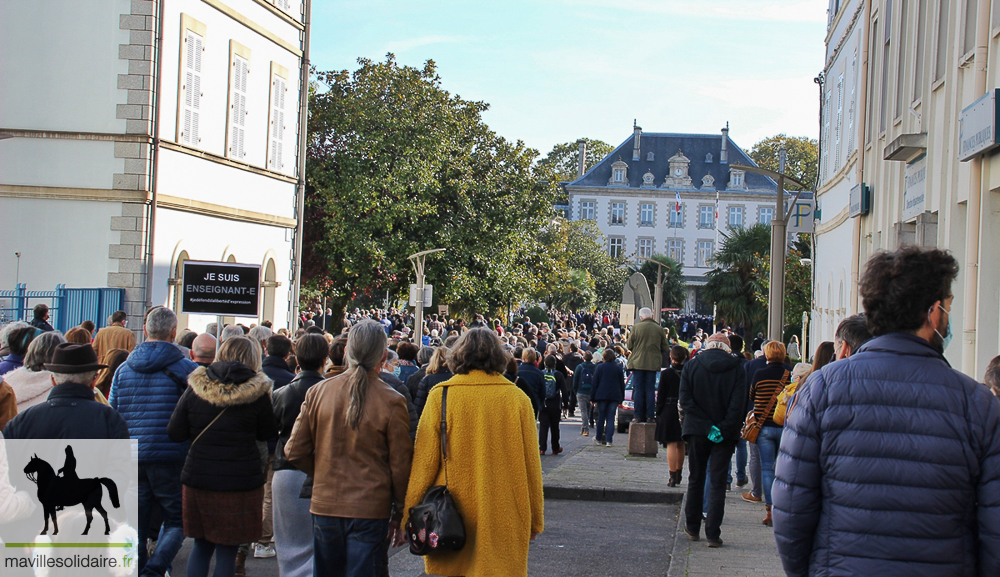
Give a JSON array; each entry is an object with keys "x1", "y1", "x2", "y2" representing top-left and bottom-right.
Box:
[{"x1": 181, "y1": 261, "x2": 261, "y2": 317}]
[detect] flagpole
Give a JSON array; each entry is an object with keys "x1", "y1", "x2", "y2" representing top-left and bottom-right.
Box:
[{"x1": 712, "y1": 189, "x2": 719, "y2": 329}]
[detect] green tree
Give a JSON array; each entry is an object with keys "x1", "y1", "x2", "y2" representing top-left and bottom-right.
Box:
[
  {"x1": 758, "y1": 249, "x2": 812, "y2": 342},
  {"x1": 702, "y1": 223, "x2": 771, "y2": 334},
  {"x1": 749, "y1": 134, "x2": 819, "y2": 190},
  {"x1": 633, "y1": 254, "x2": 686, "y2": 310},
  {"x1": 302, "y1": 56, "x2": 556, "y2": 322},
  {"x1": 536, "y1": 138, "x2": 614, "y2": 182},
  {"x1": 537, "y1": 219, "x2": 630, "y2": 309}
]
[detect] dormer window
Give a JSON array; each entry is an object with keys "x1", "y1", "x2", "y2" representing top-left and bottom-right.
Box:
[
  {"x1": 702, "y1": 173, "x2": 715, "y2": 188},
  {"x1": 705, "y1": 153, "x2": 713, "y2": 163},
  {"x1": 730, "y1": 169, "x2": 746, "y2": 189},
  {"x1": 642, "y1": 170, "x2": 655, "y2": 185},
  {"x1": 646, "y1": 151, "x2": 654, "y2": 161},
  {"x1": 608, "y1": 159, "x2": 629, "y2": 186}
]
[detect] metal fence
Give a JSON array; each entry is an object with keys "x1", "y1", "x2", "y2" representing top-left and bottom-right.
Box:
[{"x1": 0, "y1": 284, "x2": 125, "y2": 333}]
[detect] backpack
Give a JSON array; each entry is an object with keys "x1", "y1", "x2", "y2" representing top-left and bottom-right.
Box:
[
  {"x1": 772, "y1": 378, "x2": 803, "y2": 426},
  {"x1": 578, "y1": 364, "x2": 595, "y2": 391},
  {"x1": 543, "y1": 370, "x2": 559, "y2": 400}
]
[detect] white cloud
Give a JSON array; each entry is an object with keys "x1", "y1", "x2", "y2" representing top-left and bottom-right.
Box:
[{"x1": 385, "y1": 35, "x2": 465, "y2": 54}]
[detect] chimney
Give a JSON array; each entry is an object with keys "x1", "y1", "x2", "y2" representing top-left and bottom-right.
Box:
[
  {"x1": 577, "y1": 139, "x2": 587, "y2": 177},
  {"x1": 720, "y1": 122, "x2": 729, "y2": 164},
  {"x1": 632, "y1": 120, "x2": 641, "y2": 161}
]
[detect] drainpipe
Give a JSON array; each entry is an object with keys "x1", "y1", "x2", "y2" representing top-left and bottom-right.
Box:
[
  {"x1": 851, "y1": 0, "x2": 872, "y2": 315},
  {"x1": 961, "y1": 0, "x2": 991, "y2": 376},
  {"x1": 290, "y1": 0, "x2": 312, "y2": 328},
  {"x1": 143, "y1": 0, "x2": 166, "y2": 318}
]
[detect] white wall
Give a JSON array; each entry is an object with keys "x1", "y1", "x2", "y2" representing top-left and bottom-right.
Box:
[
  {"x1": 0, "y1": 0, "x2": 129, "y2": 133},
  {"x1": 151, "y1": 207, "x2": 293, "y2": 331},
  {"x1": 0, "y1": 198, "x2": 122, "y2": 290},
  {"x1": 159, "y1": 0, "x2": 302, "y2": 177},
  {"x1": 0, "y1": 139, "x2": 121, "y2": 189}
]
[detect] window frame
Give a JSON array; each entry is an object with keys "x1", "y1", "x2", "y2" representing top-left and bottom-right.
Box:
[
  {"x1": 608, "y1": 236, "x2": 625, "y2": 258},
  {"x1": 639, "y1": 202, "x2": 655, "y2": 227},
  {"x1": 696, "y1": 240, "x2": 714, "y2": 268},
  {"x1": 728, "y1": 205, "x2": 744, "y2": 229},
  {"x1": 698, "y1": 205, "x2": 714, "y2": 229},
  {"x1": 610, "y1": 201, "x2": 626, "y2": 226},
  {"x1": 176, "y1": 14, "x2": 207, "y2": 147},
  {"x1": 759, "y1": 206, "x2": 776, "y2": 225},
  {"x1": 579, "y1": 199, "x2": 596, "y2": 221}
]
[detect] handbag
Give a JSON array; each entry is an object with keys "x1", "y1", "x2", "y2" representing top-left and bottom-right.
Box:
[
  {"x1": 741, "y1": 370, "x2": 788, "y2": 443},
  {"x1": 406, "y1": 386, "x2": 466, "y2": 555}
]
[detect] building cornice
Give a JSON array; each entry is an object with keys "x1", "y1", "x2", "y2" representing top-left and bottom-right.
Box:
[
  {"x1": 816, "y1": 151, "x2": 858, "y2": 196},
  {"x1": 250, "y1": 0, "x2": 304, "y2": 30},
  {"x1": 815, "y1": 205, "x2": 851, "y2": 235},
  {"x1": 0, "y1": 128, "x2": 150, "y2": 143},
  {"x1": 566, "y1": 187, "x2": 780, "y2": 203},
  {"x1": 825, "y1": 0, "x2": 865, "y2": 73},
  {"x1": 160, "y1": 140, "x2": 297, "y2": 184},
  {"x1": 156, "y1": 193, "x2": 297, "y2": 228},
  {"x1": 0, "y1": 184, "x2": 146, "y2": 202},
  {"x1": 202, "y1": 0, "x2": 303, "y2": 56}
]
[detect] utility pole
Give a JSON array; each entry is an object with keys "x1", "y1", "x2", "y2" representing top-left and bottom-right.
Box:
[
  {"x1": 408, "y1": 249, "x2": 445, "y2": 343},
  {"x1": 730, "y1": 157, "x2": 810, "y2": 342}
]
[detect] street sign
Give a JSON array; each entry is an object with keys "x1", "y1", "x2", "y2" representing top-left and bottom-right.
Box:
[
  {"x1": 849, "y1": 183, "x2": 870, "y2": 217},
  {"x1": 181, "y1": 261, "x2": 261, "y2": 317},
  {"x1": 903, "y1": 154, "x2": 927, "y2": 221},
  {"x1": 437, "y1": 304, "x2": 448, "y2": 317},
  {"x1": 786, "y1": 199, "x2": 815, "y2": 233},
  {"x1": 959, "y1": 88, "x2": 1000, "y2": 161},
  {"x1": 409, "y1": 284, "x2": 433, "y2": 307}
]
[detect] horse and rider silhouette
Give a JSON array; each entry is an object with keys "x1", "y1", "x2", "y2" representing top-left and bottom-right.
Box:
[{"x1": 23, "y1": 446, "x2": 120, "y2": 536}]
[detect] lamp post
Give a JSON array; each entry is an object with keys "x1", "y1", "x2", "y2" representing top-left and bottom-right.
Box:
[
  {"x1": 636, "y1": 256, "x2": 670, "y2": 326},
  {"x1": 729, "y1": 159, "x2": 809, "y2": 342},
  {"x1": 408, "y1": 248, "x2": 445, "y2": 343},
  {"x1": 14, "y1": 252, "x2": 21, "y2": 288}
]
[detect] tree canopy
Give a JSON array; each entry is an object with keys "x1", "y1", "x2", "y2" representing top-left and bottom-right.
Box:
[
  {"x1": 702, "y1": 224, "x2": 771, "y2": 334},
  {"x1": 749, "y1": 134, "x2": 819, "y2": 190},
  {"x1": 302, "y1": 55, "x2": 556, "y2": 319},
  {"x1": 537, "y1": 219, "x2": 629, "y2": 309},
  {"x1": 536, "y1": 138, "x2": 614, "y2": 182}
]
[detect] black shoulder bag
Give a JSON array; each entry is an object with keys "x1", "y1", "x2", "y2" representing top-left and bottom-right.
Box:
[{"x1": 406, "y1": 386, "x2": 466, "y2": 555}]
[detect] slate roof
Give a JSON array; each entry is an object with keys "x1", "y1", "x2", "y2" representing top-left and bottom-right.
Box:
[{"x1": 566, "y1": 131, "x2": 777, "y2": 193}]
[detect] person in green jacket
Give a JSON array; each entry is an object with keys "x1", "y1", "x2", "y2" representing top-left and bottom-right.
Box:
[{"x1": 626, "y1": 307, "x2": 671, "y2": 422}]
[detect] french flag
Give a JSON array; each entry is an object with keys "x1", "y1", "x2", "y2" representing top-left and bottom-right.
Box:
[{"x1": 675, "y1": 190, "x2": 681, "y2": 212}]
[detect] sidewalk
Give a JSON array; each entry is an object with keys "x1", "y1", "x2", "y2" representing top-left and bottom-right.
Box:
[
  {"x1": 666, "y1": 469, "x2": 786, "y2": 577},
  {"x1": 546, "y1": 433, "x2": 785, "y2": 577}
]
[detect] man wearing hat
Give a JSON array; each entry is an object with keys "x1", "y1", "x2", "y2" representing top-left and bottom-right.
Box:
[
  {"x1": 2, "y1": 343, "x2": 128, "y2": 439},
  {"x1": 678, "y1": 332, "x2": 746, "y2": 548}
]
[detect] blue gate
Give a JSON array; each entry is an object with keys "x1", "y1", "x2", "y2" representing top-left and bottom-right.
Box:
[{"x1": 0, "y1": 284, "x2": 125, "y2": 333}]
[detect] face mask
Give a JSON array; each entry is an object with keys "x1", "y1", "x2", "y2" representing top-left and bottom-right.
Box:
[
  {"x1": 392, "y1": 365, "x2": 401, "y2": 377},
  {"x1": 931, "y1": 304, "x2": 952, "y2": 351}
]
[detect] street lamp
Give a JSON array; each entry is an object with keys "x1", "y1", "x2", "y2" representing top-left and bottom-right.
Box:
[
  {"x1": 730, "y1": 155, "x2": 810, "y2": 342},
  {"x1": 636, "y1": 256, "x2": 671, "y2": 326},
  {"x1": 408, "y1": 248, "x2": 445, "y2": 343}
]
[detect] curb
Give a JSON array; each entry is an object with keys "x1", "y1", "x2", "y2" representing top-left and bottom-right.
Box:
[
  {"x1": 666, "y1": 489, "x2": 691, "y2": 577},
  {"x1": 543, "y1": 485, "x2": 684, "y2": 504}
]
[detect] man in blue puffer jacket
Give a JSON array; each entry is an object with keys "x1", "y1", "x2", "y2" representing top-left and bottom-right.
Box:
[
  {"x1": 773, "y1": 246, "x2": 1000, "y2": 576},
  {"x1": 110, "y1": 306, "x2": 197, "y2": 577}
]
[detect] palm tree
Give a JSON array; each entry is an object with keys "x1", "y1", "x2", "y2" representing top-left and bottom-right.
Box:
[
  {"x1": 632, "y1": 254, "x2": 686, "y2": 309},
  {"x1": 702, "y1": 223, "x2": 770, "y2": 334}
]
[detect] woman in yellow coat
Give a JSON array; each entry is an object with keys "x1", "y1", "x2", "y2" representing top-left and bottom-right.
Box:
[{"x1": 404, "y1": 328, "x2": 544, "y2": 577}]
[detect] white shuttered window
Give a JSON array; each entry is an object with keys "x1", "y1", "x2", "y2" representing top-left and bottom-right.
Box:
[
  {"x1": 181, "y1": 30, "x2": 203, "y2": 145},
  {"x1": 229, "y1": 54, "x2": 249, "y2": 159},
  {"x1": 269, "y1": 73, "x2": 287, "y2": 170}
]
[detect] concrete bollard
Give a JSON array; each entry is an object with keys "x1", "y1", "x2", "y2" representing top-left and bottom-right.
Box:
[{"x1": 627, "y1": 422, "x2": 658, "y2": 456}]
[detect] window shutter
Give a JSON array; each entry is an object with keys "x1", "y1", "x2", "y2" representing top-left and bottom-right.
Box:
[
  {"x1": 270, "y1": 75, "x2": 286, "y2": 170},
  {"x1": 229, "y1": 55, "x2": 249, "y2": 159},
  {"x1": 182, "y1": 30, "x2": 204, "y2": 145}
]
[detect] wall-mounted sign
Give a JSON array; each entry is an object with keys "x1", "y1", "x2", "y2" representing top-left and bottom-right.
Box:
[
  {"x1": 786, "y1": 198, "x2": 815, "y2": 233},
  {"x1": 959, "y1": 89, "x2": 1000, "y2": 161},
  {"x1": 902, "y1": 154, "x2": 927, "y2": 221},
  {"x1": 409, "y1": 284, "x2": 433, "y2": 307},
  {"x1": 181, "y1": 261, "x2": 261, "y2": 317},
  {"x1": 849, "y1": 183, "x2": 870, "y2": 218}
]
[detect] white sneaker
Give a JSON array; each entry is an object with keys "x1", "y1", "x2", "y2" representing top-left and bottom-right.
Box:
[
  {"x1": 253, "y1": 543, "x2": 276, "y2": 558},
  {"x1": 606, "y1": 441, "x2": 613, "y2": 447}
]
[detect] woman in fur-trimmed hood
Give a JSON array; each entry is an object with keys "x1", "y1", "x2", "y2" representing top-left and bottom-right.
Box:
[{"x1": 167, "y1": 335, "x2": 278, "y2": 576}]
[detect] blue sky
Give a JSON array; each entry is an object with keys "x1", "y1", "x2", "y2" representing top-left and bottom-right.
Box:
[{"x1": 310, "y1": 0, "x2": 828, "y2": 157}]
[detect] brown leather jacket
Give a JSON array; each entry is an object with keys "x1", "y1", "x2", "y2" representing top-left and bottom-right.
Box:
[{"x1": 284, "y1": 370, "x2": 413, "y2": 521}]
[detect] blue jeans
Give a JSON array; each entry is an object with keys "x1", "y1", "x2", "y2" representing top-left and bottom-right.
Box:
[
  {"x1": 736, "y1": 438, "x2": 748, "y2": 482},
  {"x1": 138, "y1": 462, "x2": 185, "y2": 577},
  {"x1": 758, "y1": 426, "x2": 782, "y2": 506},
  {"x1": 312, "y1": 515, "x2": 389, "y2": 577},
  {"x1": 186, "y1": 538, "x2": 237, "y2": 577},
  {"x1": 596, "y1": 400, "x2": 617, "y2": 444},
  {"x1": 631, "y1": 370, "x2": 657, "y2": 422}
]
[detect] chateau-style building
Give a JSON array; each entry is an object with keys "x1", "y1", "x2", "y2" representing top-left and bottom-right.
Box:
[{"x1": 565, "y1": 125, "x2": 783, "y2": 314}]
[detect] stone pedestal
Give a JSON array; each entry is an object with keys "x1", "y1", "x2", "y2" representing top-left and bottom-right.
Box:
[{"x1": 627, "y1": 422, "x2": 658, "y2": 456}]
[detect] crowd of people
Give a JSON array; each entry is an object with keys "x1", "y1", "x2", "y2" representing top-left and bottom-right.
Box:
[{"x1": 1, "y1": 245, "x2": 999, "y2": 576}]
